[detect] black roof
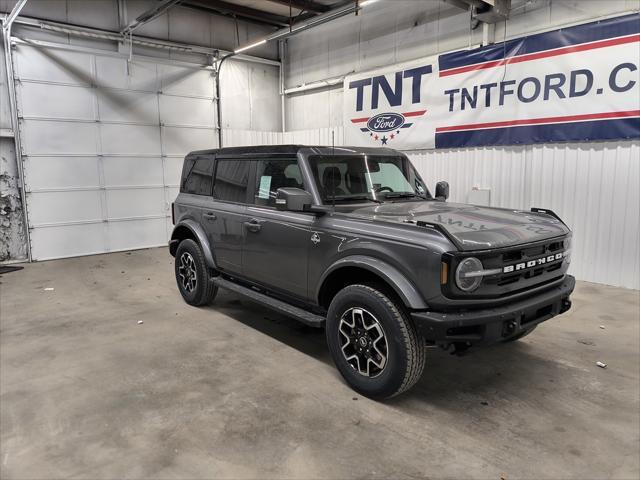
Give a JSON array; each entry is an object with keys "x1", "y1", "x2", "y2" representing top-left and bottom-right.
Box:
[{"x1": 187, "y1": 145, "x2": 401, "y2": 157}]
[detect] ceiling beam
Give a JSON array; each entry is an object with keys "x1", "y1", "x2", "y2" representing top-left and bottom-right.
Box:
[
  {"x1": 264, "y1": 0, "x2": 331, "y2": 14},
  {"x1": 121, "y1": 0, "x2": 181, "y2": 34},
  {"x1": 181, "y1": 0, "x2": 291, "y2": 27}
]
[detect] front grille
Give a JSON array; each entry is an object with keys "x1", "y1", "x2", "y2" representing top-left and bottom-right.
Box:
[{"x1": 445, "y1": 236, "x2": 571, "y2": 299}]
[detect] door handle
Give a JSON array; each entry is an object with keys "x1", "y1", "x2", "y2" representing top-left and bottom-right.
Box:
[
  {"x1": 203, "y1": 212, "x2": 217, "y2": 221},
  {"x1": 243, "y1": 219, "x2": 262, "y2": 233}
]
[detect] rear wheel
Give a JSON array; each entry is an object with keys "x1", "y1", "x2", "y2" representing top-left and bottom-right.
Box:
[
  {"x1": 326, "y1": 284, "x2": 426, "y2": 399},
  {"x1": 504, "y1": 325, "x2": 537, "y2": 342},
  {"x1": 174, "y1": 239, "x2": 218, "y2": 306}
]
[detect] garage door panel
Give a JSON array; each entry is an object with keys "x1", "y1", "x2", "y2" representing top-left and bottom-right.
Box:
[
  {"x1": 22, "y1": 120, "x2": 98, "y2": 155},
  {"x1": 95, "y1": 56, "x2": 158, "y2": 91},
  {"x1": 19, "y1": 83, "x2": 95, "y2": 120},
  {"x1": 164, "y1": 157, "x2": 183, "y2": 186},
  {"x1": 15, "y1": 44, "x2": 216, "y2": 259},
  {"x1": 30, "y1": 223, "x2": 105, "y2": 260},
  {"x1": 106, "y1": 188, "x2": 165, "y2": 219},
  {"x1": 107, "y1": 218, "x2": 167, "y2": 251},
  {"x1": 159, "y1": 95, "x2": 215, "y2": 127},
  {"x1": 29, "y1": 190, "x2": 102, "y2": 225},
  {"x1": 24, "y1": 156, "x2": 100, "y2": 190},
  {"x1": 159, "y1": 64, "x2": 213, "y2": 97},
  {"x1": 97, "y1": 90, "x2": 158, "y2": 124},
  {"x1": 15, "y1": 45, "x2": 93, "y2": 85},
  {"x1": 100, "y1": 124, "x2": 161, "y2": 155},
  {"x1": 162, "y1": 127, "x2": 216, "y2": 156},
  {"x1": 166, "y1": 186, "x2": 180, "y2": 204},
  {"x1": 102, "y1": 157, "x2": 164, "y2": 187}
]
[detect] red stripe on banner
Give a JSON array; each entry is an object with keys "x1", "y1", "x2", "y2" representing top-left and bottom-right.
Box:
[
  {"x1": 439, "y1": 34, "x2": 640, "y2": 77},
  {"x1": 403, "y1": 110, "x2": 427, "y2": 117},
  {"x1": 435, "y1": 110, "x2": 640, "y2": 133},
  {"x1": 351, "y1": 117, "x2": 370, "y2": 123}
]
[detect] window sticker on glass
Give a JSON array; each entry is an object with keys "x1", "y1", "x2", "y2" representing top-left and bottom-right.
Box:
[{"x1": 258, "y1": 175, "x2": 272, "y2": 199}]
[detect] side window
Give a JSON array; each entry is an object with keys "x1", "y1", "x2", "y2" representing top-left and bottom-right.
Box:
[
  {"x1": 213, "y1": 159, "x2": 250, "y2": 203},
  {"x1": 253, "y1": 158, "x2": 303, "y2": 207},
  {"x1": 182, "y1": 156, "x2": 214, "y2": 195}
]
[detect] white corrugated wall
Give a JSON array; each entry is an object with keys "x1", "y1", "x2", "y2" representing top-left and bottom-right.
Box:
[{"x1": 222, "y1": 129, "x2": 639, "y2": 290}]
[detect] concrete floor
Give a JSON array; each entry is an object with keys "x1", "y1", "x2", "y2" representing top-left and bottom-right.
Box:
[{"x1": 1, "y1": 248, "x2": 638, "y2": 479}]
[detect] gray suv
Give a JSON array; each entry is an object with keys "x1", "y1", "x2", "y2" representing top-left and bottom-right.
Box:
[{"x1": 170, "y1": 145, "x2": 574, "y2": 399}]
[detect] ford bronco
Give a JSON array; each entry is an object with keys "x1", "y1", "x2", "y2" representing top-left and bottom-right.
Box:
[{"x1": 169, "y1": 145, "x2": 574, "y2": 399}]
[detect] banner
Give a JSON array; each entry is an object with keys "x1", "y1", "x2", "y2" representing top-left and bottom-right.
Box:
[{"x1": 344, "y1": 13, "x2": 640, "y2": 149}]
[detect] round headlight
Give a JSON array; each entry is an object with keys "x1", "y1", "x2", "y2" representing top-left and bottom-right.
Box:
[{"x1": 455, "y1": 257, "x2": 483, "y2": 292}]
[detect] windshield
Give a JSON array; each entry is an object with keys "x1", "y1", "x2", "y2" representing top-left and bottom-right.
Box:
[{"x1": 309, "y1": 155, "x2": 430, "y2": 203}]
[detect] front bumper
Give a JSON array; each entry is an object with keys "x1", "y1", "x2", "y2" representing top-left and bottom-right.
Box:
[{"x1": 411, "y1": 275, "x2": 575, "y2": 346}]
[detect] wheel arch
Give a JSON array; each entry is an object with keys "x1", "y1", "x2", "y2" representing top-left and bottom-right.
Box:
[
  {"x1": 316, "y1": 256, "x2": 428, "y2": 311},
  {"x1": 169, "y1": 219, "x2": 217, "y2": 270}
]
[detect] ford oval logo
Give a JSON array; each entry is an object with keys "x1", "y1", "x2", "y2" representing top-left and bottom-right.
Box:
[{"x1": 367, "y1": 113, "x2": 405, "y2": 133}]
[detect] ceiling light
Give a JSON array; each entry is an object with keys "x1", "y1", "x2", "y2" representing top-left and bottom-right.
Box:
[{"x1": 234, "y1": 39, "x2": 267, "y2": 54}]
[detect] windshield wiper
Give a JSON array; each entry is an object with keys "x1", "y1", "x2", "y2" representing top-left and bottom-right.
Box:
[
  {"x1": 326, "y1": 195, "x2": 383, "y2": 204},
  {"x1": 383, "y1": 192, "x2": 422, "y2": 199}
]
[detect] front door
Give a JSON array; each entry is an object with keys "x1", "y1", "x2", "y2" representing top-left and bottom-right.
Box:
[
  {"x1": 241, "y1": 157, "x2": 313, "y2": 300},
  {"x1": 202, "y1": 158, "x2": 251, "y2": 274}
]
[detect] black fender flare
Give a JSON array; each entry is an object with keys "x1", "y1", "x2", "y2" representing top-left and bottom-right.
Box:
[
  {"x1": 316, "y1": 255, "x2": 428, "y2": 310},
  {"x1": 169, "y1": 219, "x2": 217, "y2": 270}
]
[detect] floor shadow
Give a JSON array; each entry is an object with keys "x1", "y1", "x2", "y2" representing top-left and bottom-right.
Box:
[
  {"x1": 203, "y1": 290, "x2": 570, "y2": 410},
  {"x1": 205, "y1": 290, "x2": 333, "y2": 367}
]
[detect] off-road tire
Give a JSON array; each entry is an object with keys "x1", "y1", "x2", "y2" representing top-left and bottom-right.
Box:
[
  {"x1": 174, "y1": 239, "x2": 218, "y2": 306},
  {"x1": 504, "y1": 325, "x2": 537, "y2": 342},
  {"x1": 326, "y1": 284, "x2": 426, "y2": 399}
]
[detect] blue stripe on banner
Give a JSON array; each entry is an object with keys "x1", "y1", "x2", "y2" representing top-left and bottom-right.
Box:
[
  {"x1": 360, "y1": 128, "x2": 369, "y2": 132},
  {"x1": 434, "y1": 118, "x2": 640, "y2": 149},
  {"x1": 401, "y1": 123, "x2": 413, "y2": 128},
  {"x1": 439, "y1": 12, "x2": 640, "y2": 72}
]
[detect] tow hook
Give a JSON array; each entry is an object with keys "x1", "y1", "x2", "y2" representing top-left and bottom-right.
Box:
[
  {"x1": 449, "y1": 342, "x2": 471, "y2": 356},
  {"x1": 502, "y1": 320, "x2": 518, "y2": 338}
]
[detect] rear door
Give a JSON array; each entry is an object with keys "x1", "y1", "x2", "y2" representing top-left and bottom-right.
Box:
[
  {"x1": 201, "y1": 158, "x2": 251, "y2": 274},
  {"x1": 241, "y1": 157, "x2": 314, "y2": 300}
]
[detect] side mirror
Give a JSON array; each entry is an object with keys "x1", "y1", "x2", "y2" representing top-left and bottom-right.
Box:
[
  {"x1": 275, "y1": 187, "x2": 313, "y2": 212},
  {"x1": 435, "y1": 181, "x2": 449, "y2": 201}
]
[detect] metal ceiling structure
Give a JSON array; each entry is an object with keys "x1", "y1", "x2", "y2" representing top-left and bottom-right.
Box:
[{"x1": 181, "y1": 0, "x2": 348, "y2": 28}]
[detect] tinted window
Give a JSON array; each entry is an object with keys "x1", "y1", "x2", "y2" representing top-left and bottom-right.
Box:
[
  {"x1": 182, "y1": 156, "x2": 214, "y2": 196},
  {"x1": 253, "y1": 158, "x2": 303, "y2": 207},
  {"x1": 214, "y1": 159, "x2": 250, "y2": 203}
]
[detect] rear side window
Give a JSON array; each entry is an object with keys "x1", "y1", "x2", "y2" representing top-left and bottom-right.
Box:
[
  {"x1": 214, "y1": 160, "x2": 250, "y2": 203},
  {"x1": 253, "y1": 158, "x2": 303, "y2": 207},
  {"x1": 181, "y1": 156, "x2": 214, "y2": 195}
]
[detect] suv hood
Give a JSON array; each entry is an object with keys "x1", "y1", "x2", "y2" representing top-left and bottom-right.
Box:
[{"x1": 341, "y1": 200, "x2": 570, "y2": 251}]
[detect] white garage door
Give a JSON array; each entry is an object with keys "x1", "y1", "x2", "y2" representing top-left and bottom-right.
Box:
[{"x1": 12, "y1": 40, "x2": 218, "y2": 260}]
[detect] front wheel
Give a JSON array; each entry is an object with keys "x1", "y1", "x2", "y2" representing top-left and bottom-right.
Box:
[
  {"x1": 174, "y1": 239, "x2": 218, "y2": 306},
  {"x1": 326, "y1": 284, "x2": 426, "y2": 399}
]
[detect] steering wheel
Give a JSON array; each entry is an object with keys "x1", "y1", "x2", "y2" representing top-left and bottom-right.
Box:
[{"x1": 374, "y1": 186, "x2": 394, "y2": 193}]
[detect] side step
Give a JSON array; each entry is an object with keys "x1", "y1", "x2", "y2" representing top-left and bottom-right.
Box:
[{"x1": 212, "y1": 277, "x2": 325, "y2": 328}]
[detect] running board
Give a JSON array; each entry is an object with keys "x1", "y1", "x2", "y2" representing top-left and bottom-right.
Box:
[{"x1": 212, "y1": 277, "x2": 325, "y2": 328}]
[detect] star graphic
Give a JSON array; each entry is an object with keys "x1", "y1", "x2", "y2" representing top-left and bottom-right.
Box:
[
  {"x1": 397, "y1": 130, "x2": 400, "y2": 134},
  {"x1": 381, "y1": 136, "x2": 388, "y2": 145},
  {"x1": 390, "y1": 133, "x2": 395, "y2": 140},
  {"x1": 374, "y1": 134, "x2": 379, "y2": 141},
  {"x1": 370, "y1": 132, "x2": 373, "y2": 136}
]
